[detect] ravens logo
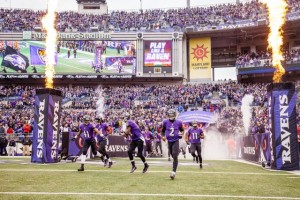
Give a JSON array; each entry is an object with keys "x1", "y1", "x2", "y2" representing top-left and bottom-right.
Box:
[{"x1": 38, "y1": 49, "x2": 46, "y2": 63}]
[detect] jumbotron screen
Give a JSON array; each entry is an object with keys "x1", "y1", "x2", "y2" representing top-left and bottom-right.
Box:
[
  {"x1": 0, "y1": 40, "x2": 136, "y2": 74},
  {"x1": 144, "y1": 40, "x2": 172, "y2": 67}
]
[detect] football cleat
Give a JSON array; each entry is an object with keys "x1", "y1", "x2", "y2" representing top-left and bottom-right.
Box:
[
  {"x1": 200, "y1": 163, "x2": 202, "y2": 169},
  {"x1": 196, "y1": 157, "x2": 199, "y2": 163},
  {"x1": 78, "y1": 164, "x2": 84, "y2": 172},
  {"x1": 130, "y1": 166, "x2": 137, "y2": 173},
  {"x1": 170, "y1": 171, "x2": 176, "y2": 180},
  {"x1": 104, "y1": 159, "x2": 108, "y2": 167},
  {"x1": 108, "y1": 161, "x2": 113, "y2": 168},
  {"x1": 142, "y1": 163, "x2": 149, "y2": 173}
]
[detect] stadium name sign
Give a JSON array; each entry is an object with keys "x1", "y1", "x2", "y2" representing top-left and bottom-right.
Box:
[{"x1": 31, "y1": 32, "x2": 111, "y2": 40}]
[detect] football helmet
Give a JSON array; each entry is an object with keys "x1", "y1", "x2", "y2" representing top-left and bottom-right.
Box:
[
  {"x1": 83, "y1": 115, "x2": 90, "y2": 123},
  {"x1": 191, "y1": 120, "x2": 198, "y2": 127},
  {"x1": 167, "y1": 109, "x2": 176, "y2": 120}
]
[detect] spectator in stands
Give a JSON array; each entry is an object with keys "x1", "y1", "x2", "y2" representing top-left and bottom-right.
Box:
[
  {"x1": 23, "y1": 122, "x2": 31, "y2": 134},
  {"x1": 22, "y1": 134, "x2": 32, "y2": 156},
  {"x1": 6, "y1": 126, "x2": 14, "y2": 135},
  {"x1": 0, "y1": 134, "x2": 8, "y2": 156},
  {"x1": 0, "y1": 123, "x2": 5, "y2": 135},
  {"x1": 7, "y1": 137, "x2": 16, "y2": 156}
]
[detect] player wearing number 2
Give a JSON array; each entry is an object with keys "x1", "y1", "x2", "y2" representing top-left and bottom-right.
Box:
[
  {"x1": 162, "y1": 109, "x2": 184, "y2": 180},
  {"x1": 186, "y1": 120, "x2": 205, "y2": 169},
  {"x1": 75, "y1": 115, "x2": 102, "y2": 171}
]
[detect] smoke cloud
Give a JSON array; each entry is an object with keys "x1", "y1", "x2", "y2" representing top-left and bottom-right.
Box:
[
  {"x1": 96, "y1": 86, "x2": 105, "y2": 118},
  {"x1": 241, "y1": 94, "x2": 254, "y2": 135}
]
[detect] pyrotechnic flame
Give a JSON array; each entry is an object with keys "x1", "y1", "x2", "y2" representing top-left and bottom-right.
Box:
[
  {"x1": 42, "y1": 0, "x2": 58, "y2": 89},
  {"x1": 261, "y1": 0, "x2": 288, "y2": 83}
]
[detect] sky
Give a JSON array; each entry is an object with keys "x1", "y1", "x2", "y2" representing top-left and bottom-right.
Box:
[{"x1": 0, "y1": 0, "x2": 247, "y2": 11}]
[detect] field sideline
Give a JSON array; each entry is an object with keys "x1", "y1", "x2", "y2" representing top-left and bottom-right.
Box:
[{"x1": 0, "y1": 157, "x2": 299, "y2": 200}]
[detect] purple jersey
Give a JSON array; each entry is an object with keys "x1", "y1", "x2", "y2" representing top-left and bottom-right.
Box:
[
  {"x1": 163, "y1": 119, "x2": 183, "y2": 142},
  {"x1": 95, "y1": 123, "x2": 109, "y2": 142},
  {"x1": 188, "y1": 127, "x2": 203, "y2": 144},
  {"x1": 127, "y1": 120, "x2": 142, "y2": 141},
  {"x1": 155, "y1": 133, "x2": 162, "y2": 143},
  {"x1": 144, "y1": 131, "x2": 152, "y2": 143},
  {"x1": 79, "y1": 123, "x2": 96, "y2": 140}
]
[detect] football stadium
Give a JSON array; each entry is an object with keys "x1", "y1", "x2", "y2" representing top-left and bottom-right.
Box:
[{"x1": 0, "y1": 0, "x2": 300, "y2": 199}]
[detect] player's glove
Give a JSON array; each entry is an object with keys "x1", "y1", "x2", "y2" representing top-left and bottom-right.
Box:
[{"x1": 72, "y1": 135, "x2": 78, "y2": 141}]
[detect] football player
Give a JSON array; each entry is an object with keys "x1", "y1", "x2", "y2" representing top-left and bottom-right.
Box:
[
  {"x1": 186, "y1": 120, "x2": 205, "y2": 169},
  {"x1": 120, "y1": 114, "x2": 149, "y2": 173},
  {"x1": 75, "y1": 115, "x2": 102, "y2": 172},
  {"x1": 95, "y1": 117, "x2": 113, "y2": 168},
  {"x1": 162, "y1": 109, "x2": 184, "y2": 180}
]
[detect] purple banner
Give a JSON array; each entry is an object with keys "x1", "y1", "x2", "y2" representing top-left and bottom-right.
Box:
[
  {"x1": 30, "y1": 45, "x2": 58, "y2": 66},
  {"x1": 267, "y1": 83, "x2": 299, "y2": 170},
  {"x1": 31, "y1": 89, "x2": 62, "y2": 163},
  {"x1": 31, "y1": 94, "x2": 46, "y2": 163}
]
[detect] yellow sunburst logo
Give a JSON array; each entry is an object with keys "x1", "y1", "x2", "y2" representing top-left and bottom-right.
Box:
[{"x1": 191, "y1": 44, "x2": 209, "y2": 61}]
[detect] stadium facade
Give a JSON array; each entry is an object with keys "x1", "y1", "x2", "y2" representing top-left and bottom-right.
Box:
[{"x1": 0, "y1": 9, "x2": 300, "y2": 85}]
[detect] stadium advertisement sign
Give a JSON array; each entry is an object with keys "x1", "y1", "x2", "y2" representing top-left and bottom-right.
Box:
[
  {"x1": 69, "y1": 134, "x2": 128, "y2": 157},
  {"x1": 241, "y1": 134, "x2": 260, "y2": 162},
  {"x1": 0, "y1": 40, "x2": 136, "y2": 75},
  {"x1": 144, "y1": 41, "x2": 172, "y2": 67},
  {"x1": 28, "y1": 32, "x2": 111, "y2": 40},
  {"x1": 189, "y1": 37, "x2": 212, "y2": 81}
]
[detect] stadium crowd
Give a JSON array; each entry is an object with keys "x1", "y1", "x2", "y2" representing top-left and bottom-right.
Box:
[
  {"x1": 0, "y1": 0, "x2": 299, "y2": 32},
  {"x1": 235, "y1": 49, "x2": 300, "y2": 68},
  {"x1": 0, "y1": 81, "x2": 300, "y2": 156},
  {"x1": 0, "y1": 81, "x2": 299, "y2": 135}
]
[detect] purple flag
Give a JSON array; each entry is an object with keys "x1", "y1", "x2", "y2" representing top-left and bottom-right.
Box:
[{"x1": 30, "y1": 45, "x2": 58, "y2": 66}]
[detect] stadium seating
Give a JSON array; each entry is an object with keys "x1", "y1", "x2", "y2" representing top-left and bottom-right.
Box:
[
  {"x1": 0, "y1": 0, "x2": 299, "y2": 32},
  {"x1": 0, "y1": 82, "x2": 299, "y2": 136}
]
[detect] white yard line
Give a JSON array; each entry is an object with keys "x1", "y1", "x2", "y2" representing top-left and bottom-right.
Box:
[
  {"x1": 0, "y1": 192, "x2": 299, "y2": 199},
  {"x1": 0, "y1": 169, "x2": 293, "y2": 176},
  {"x1": 233, "y1": 159, "x2": 300, "y2": 175},
  {"x1": 59, "y1": 62, "x2": 92, "y2": 73}
]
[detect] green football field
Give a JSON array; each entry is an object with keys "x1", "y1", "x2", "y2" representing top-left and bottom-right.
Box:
[
  {"x1": 0, "y1": 157, "x2": 299, "y2": 200},
  {"x1": 0, "y1": 41, "x2": 133, "y2": 74}
]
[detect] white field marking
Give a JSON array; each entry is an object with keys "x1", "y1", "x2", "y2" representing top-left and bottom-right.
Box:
[
  {"x1": 81, "y1": 160, "x2": 206, "y2": 166},
  {"x1": 233, "y1": 160, "x2": 300, "y2": 175},
  {"x1": 0, "y1": 169, "x2": 293, "y2": 176},
  {"x1": 0, "y1": 192, "x2": 300, "y2": 199},
  {"x1": 59, "y1": 62, "x2": 92, "y2": 73},
  {"x1": 287, "y1": 177, "x2": 300, "y2": 179}
]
